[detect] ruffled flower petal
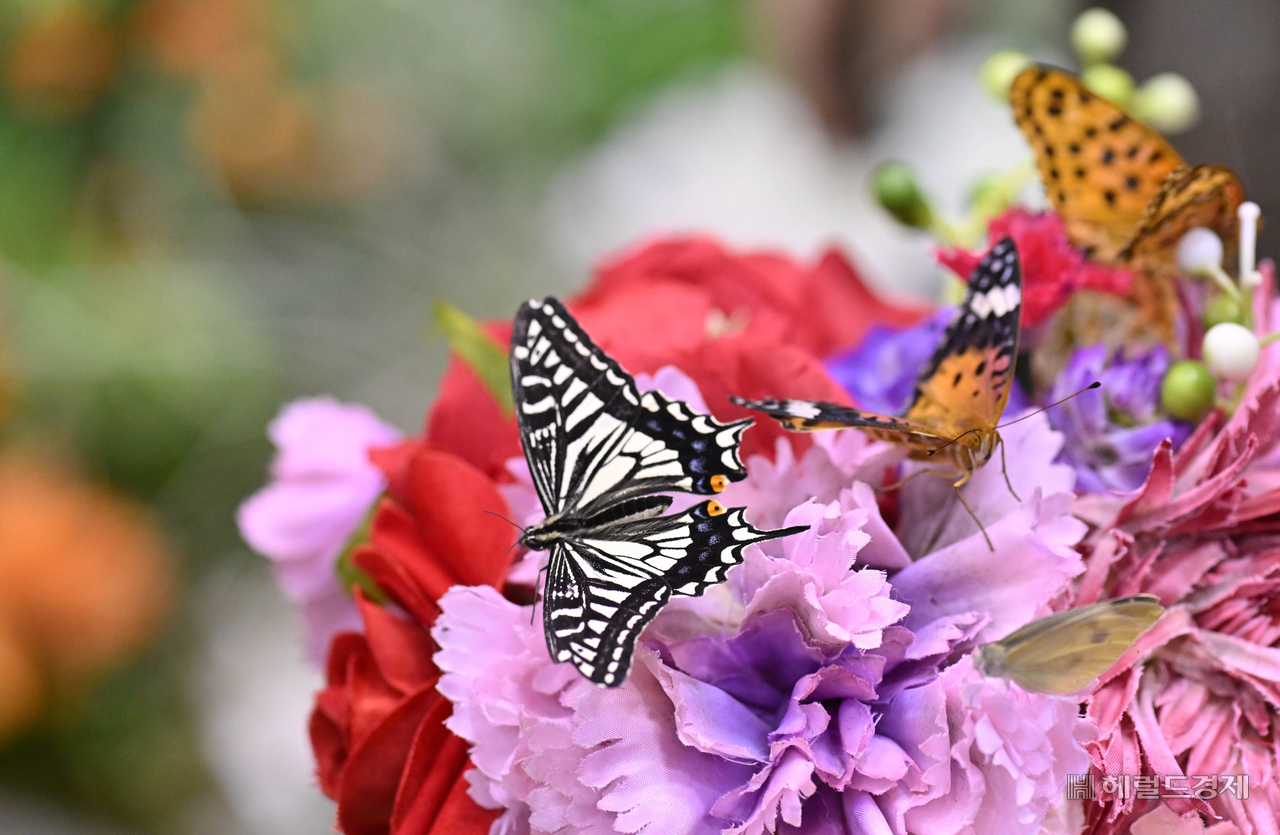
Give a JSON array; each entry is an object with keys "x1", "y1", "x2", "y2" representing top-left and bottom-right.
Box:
[{"x1": 238, "y1": 397, "x2": 401, "y2": 661}]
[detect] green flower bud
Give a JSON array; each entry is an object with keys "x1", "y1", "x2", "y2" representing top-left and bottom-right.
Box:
[
  {"x1": 1203, "y1": 294, "x2": 1243, "y2": 329},
  {"x1": 872, "y1": 162, "x2": 934, "y2": 230},
  {"x1": 1132, "y1": 72, "x2": 1200, "y2": 134},
  {"x1": 979, "y1": 50, "x2": 1032, "y2": 100},
  {"x1": 1161, "y1": 360, "x2": 1216, "y2": 421},
  {"x1": 1081, "y1": 63, "x2": 1135, "y2": 107},
  {"x1": 1071, "y1": 8, "x2": 1128, "y2": 66}
]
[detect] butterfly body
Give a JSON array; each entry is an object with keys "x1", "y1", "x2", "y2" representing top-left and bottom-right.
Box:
[
  {"x1": 511, "y1": 297, "x2": 804, "y2": 686},
  {"x1": 733, "y1": 238, "x2": 1022, "y2": 543}
]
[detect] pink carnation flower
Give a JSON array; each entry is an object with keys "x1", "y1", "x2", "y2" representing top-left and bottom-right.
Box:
[
  {"x1": 436, "y1": 367, "x2": 1095, "y2": 834},
  {"x1": 1074, "y1": 264, "x2": 1280, "y2": 834},
  {"x1": 237, "y1": 397, "x2": 401, "y2": 662}
]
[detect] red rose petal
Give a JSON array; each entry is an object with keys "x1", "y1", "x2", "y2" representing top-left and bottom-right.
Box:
[
  {"x1": 683, "y1": 335, "x2": 853, "y2": 461},
  {"x1": 353, "y1": 542, "x2": 441, "y2": 628},
  {"x1": 391, "y1": 719, "x2": 493, "y2": 834},
  {"x1": 358, "y1": 449, "x2": 514, "y2": 624},
  {"x1": 357, "y1": 593, "x2": 438, "y2": 692},
  {"x1": 335, "y1": 685, "x2": 441, "y2": 835},
  {"x1": 402, "y1": 449, "x2": 516, "y2": 591},
  {"x1": 425, "y1": 357, "x2": 521, "y2": 483},
  {"x1": 801, "y1": 249, "x2": 931, "y2": 356}
]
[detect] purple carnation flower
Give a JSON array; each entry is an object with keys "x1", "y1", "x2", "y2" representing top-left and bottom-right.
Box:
[
  {"x1": 435, "y1": 367, "x2": 1094, "y2": 835},
  {"x1": 237, "y1": 398, "x2": 401, "y2": 662},
  {"x1": 1048, "y1": 344, "x2": 1191, "y2": 493}
]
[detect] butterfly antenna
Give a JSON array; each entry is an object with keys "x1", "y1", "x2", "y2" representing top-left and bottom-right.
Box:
[
  {"x1": 995, "y1": 381, "x2": 1101, "y2": 430},
  {"x1": 484, "y1": 509, "x2": 528, "y2": 536}
]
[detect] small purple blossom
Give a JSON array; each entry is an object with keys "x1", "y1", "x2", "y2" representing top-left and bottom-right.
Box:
[
  {"x1": 1048, "y1": 344, "x2": 1191, "y2": 493},
  {"x1": 825, "y1": 308, "x2": 953, "y2": 414},
  {"x1": 237, "y1": 397, "x2": 401, "y2": 662}
]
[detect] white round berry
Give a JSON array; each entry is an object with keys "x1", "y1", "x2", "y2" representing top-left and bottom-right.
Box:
[
  {"x1": 1203, "y1": 322, "x2": 1260, "y2": 382},
  {"x1": 1177, "y1": 227, "x2": 1224, "y2": 275}
]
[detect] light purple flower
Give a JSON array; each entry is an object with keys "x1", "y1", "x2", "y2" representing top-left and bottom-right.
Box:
[
  {"x1": 878, "y1": 656, "x2": 1093, "y2": 835},
  {"x1": 1048, "y1": 344, "x2": 1191, "y2": 493},
  {"x1": 434, "y1": 367, "x2": 1093, "y2": 834},
  {"x1": 237, "y1": 397, "x2": 400, "y2": 662}
]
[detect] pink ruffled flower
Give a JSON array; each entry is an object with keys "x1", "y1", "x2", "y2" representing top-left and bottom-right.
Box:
[
  {"x1": 436, "y1": 367, "x2": 1094, "y2": 834},
  {"x1": 878, "y1": 656, "x2": 1093, "y2": 835},
  {"x1": 237, "y1": 397, "x2": 401, "y2": 662},
  {"x1": 1073, "y1": 264, "x2": 1280, "y2": 835}
]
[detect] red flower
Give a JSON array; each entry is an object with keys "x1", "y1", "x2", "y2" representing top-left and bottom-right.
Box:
[
  {"x1": 310, "y1": 445, "x2": 515, "y2": 835},
  {"x1": 577, "y1": 236, "x2": 928, "y2": 359},
  {"x1": 426, "y1": 236, "x2": 928, "y2": 467},
  {"x1": 936, "y1": 208, "x2": 1133, "y2": 327}
]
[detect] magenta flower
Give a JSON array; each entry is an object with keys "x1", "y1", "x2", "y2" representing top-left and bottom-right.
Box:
[
  {"x1": 435, "y1": 367, "x2": 1094, "y2": 835},
  {"x1": 237, "y1": 397, "x2": 401, "y2": 662}
]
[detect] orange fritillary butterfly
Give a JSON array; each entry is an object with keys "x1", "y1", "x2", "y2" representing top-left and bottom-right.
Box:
[
  {"x1": 1010, "y1": 65, "x2": 1243, "y2": 270},
  {"x1": 732, "y1": 238, "x2": 1022, "y2": 549}
]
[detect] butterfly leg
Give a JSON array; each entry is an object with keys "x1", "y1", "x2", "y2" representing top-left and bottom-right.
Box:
[
  {"x1": 952, "y1": 471, "x2": 994, "y2": 551},
  {"x1": 998, "y1": 438, "x2": 1021, "y2": 502},
  {"x1": 874, "y1": 465, "x2": 949, "y2": 493},
  {"x1": 531, "y1": 559, "x2": 549, "y2": 625}
]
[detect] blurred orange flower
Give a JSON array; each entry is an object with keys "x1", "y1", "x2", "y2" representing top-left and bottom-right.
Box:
[
  {"x1": 3, "y1": 5, "x2": 120, "y2": 120},
  {"x1": 132, "y1": 0, "x2": 269, "y2": 77},
  {"x1": 0, "y1": 454, "x2": 172, "y2": 740}
]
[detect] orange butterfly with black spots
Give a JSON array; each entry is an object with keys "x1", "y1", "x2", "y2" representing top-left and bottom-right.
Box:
[
  {"x1": 732, "y1": 238, "x2": 1023, "y2": 549},
  {"x1": 1010, "y1": 65, "x2": 1246, "y2": 387},
  {"x1": 1010, "y1": 65, "x2": 1243, "y2": 269}
]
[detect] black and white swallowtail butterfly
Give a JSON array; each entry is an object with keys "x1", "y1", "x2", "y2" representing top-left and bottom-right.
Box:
[{"x1": 511, "y1": 297, "x2": 805, "y2": 686}]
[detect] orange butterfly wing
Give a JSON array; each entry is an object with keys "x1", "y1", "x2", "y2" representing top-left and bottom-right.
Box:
[
  {"x1": 1121, "y1": 164, "x2": 1245, "y2": 269},
  {"x1": 732, "y1": 239, "x2": 1022, "y2": 472},
  {"x1": 905, "y1": 238, "x2": 1022, "y2": 441},
  {"x1": 1010, "y1": 66, "x2": 1186, "y2": 262}
]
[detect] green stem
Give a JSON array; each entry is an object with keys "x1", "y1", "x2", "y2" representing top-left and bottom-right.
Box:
[{"x1": 1201, "y1": 264, "x2": 1241, "y2": 303}]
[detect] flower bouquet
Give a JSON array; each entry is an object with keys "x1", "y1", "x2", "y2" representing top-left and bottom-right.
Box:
[{"x1": 240, "y1": 11, "x2": 1280, "y2": 835}]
